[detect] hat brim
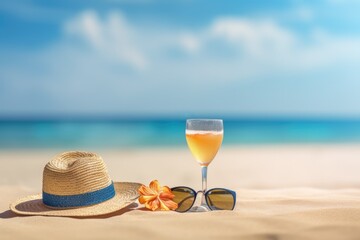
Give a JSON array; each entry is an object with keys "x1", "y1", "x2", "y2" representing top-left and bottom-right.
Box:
[{"x1": 10, "y1": 182, "x2": 141, "y2": 217}]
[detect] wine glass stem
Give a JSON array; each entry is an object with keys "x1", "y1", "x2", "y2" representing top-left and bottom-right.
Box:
[{"x1": 201, "y1": 166, "x2": 208, "y2": 206}]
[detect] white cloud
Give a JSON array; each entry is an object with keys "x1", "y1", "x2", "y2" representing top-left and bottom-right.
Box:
[
  {"x1": 201, "y1": 16, "x2": 360, "y2": 75},
  {"x1": 2, "y1": 10, "x2": 360, "y2": 116},
  {"x1": 209, "y1": 18, "x2": 295, "y2": 57},
  {"x1": 178, "y1": 34, "x2": 201, "y2": 53},
  {"x1": 64, "y1": 10, "x2": 147, "y2": 70}
]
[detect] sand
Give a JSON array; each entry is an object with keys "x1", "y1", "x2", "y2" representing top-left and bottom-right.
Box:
[{"x1": 1, "y1": 144, "x2": 360, "y2": 240}]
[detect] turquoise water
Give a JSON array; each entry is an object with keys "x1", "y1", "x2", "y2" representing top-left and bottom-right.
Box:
[{"x1": 1, "y1": 119, "x2": 360, "y2": 149}]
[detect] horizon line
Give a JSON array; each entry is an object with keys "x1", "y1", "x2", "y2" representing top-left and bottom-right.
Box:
[{"x1": 2, "y1": 114, "x2": 360, "y2": 122}]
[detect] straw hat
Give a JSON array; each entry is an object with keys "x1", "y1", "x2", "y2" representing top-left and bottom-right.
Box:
[{"x1": 10, "y1": 151, "x2": 141, "y2": 217}]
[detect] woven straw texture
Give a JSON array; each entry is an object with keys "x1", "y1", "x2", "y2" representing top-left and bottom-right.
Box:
[
  {"x1": 43, "y1": 151, "x2": 112, "y2": 195},
  {"x1": 9, "y1": 151, "x2": 141, "y2": 216}
]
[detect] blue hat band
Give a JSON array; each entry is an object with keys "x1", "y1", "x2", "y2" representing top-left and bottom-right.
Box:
[{"x1": 42, "y1": 182, "x2": 116, "y2": 208}]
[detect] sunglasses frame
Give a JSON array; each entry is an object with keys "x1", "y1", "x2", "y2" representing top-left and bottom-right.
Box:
[{"x1": 171, "y1": 186, "x2": 236, "y2": 212}]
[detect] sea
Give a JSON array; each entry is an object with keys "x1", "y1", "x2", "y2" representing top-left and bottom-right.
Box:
[{"x1": 1, "y1": 118, "x2": 360, "y2": 149}]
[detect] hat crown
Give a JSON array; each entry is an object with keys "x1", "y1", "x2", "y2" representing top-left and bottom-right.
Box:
[{"x1": 43, "y1": 151, "x2": 112, "y2": 196}]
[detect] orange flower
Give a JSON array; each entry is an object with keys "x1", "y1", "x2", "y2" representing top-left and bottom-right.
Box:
[{"x1": 138, "y1": 180, "x2": 178, "y2": 211}]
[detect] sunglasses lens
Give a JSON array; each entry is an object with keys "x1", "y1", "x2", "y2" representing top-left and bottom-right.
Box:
[
  {"x1": 171, "y1": 187, "x2": 196, "y2": 212},
  {"x1": 206, "y1": 189, "x2": 235, "y2": 210}
]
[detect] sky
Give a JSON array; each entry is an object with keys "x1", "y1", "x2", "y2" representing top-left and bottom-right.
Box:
[{"x1": 1, "y1": 0, "x2": 360, "y2": 118}]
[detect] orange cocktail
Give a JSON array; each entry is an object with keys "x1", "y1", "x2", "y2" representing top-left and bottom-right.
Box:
[
  {"x1": 185, "y1": 119, "x2": 223, "y2": 212},
  {"x1": 186, "y1": 131, "x2": 223, "y2": 166}
]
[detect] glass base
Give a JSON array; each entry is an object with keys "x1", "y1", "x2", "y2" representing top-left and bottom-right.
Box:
[{"x1": 189, "y1": 205, "x2": 210, "y2": 212}]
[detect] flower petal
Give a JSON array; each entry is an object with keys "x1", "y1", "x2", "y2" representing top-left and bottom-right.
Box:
[
  {"x1": 138, "y1": 185, "x2": 157, "y2": 196},
  {"x1": 159, "y1": 199, "x2": 170, "y2": 211},
  {"x1": 138, "y1": 180, "x2": 178, "y2": 211},
  {"x1": 139, "y1": 195, "x2": 157, "y2": 204},
  {"x1": 160, "y1": 198, "x2": 178, "y2": 210},
  {"x1": 161, "y1": 186, "x2": 172, "y2": 194},
  {"x1": 159, "y1": 191, "x2": 175, "y2": 200},
  {"x1": 149, "y1": 180, "x2": 161, "y2": 192},
  {"x1": 146, "y1": 198, "x2": 160, "y2": 211}
]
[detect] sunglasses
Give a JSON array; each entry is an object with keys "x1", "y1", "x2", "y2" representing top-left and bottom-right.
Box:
[{"x1": 171, "y1": 187, "x2": 236, "y2": 212}]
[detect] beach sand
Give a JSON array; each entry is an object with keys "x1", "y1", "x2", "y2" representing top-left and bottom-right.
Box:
[{"x1": 1, "y1": 144, "x2": 360, "y2": 239}]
